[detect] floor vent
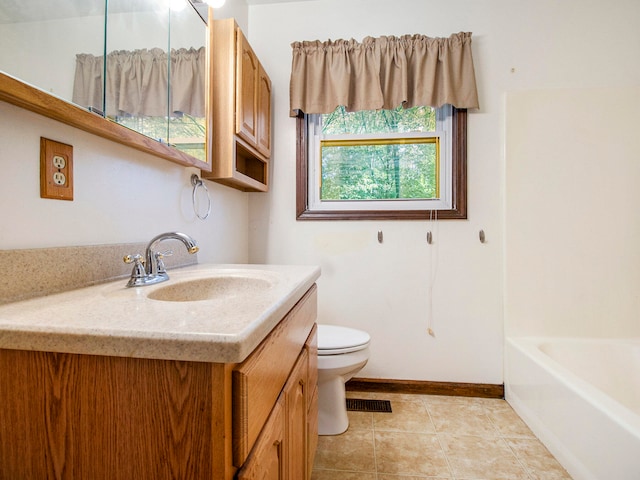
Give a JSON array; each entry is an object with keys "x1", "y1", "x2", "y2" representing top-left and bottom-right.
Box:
[{"x1": 346, "y1": 398, "x2": 392, "y2": 413}]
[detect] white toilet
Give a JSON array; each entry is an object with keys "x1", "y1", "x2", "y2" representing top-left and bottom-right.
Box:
[{"x1": 317, "y1": 324, "x2": 370, "y2": 435}]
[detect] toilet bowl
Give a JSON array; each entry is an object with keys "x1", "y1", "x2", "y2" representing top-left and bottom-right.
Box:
[{"x1": 317, "y1": 324, "x2": 370, "y2": 435}]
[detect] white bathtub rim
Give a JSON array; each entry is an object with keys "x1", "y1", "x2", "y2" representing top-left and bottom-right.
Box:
[{"x1": 506, "y1": 336, "x2": 640, "y2": 440}]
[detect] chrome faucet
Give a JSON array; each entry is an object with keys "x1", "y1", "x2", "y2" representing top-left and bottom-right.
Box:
[{"x1": 123, "y1": 232, "x2": 199, "y2": 287}]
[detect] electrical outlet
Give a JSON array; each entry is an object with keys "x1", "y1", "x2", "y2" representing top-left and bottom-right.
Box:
[
  {"x1": 40, "y1": 137, "x2": 73, "y2": 201},
  {"x1": 52, "y1": 155, "x2": 66, "y2": 169}
]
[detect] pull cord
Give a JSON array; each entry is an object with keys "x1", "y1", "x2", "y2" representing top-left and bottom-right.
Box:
[{"x1": 427, "y1": 209, "x2": 439, "y2": 337}]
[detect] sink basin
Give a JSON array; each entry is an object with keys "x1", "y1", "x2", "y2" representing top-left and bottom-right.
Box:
[{"x1": 147, "y1": 275, "x2": 274, "y2": 302}]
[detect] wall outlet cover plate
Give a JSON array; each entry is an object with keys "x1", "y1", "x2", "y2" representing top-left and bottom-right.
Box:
[{"x1": 40, "y1": 137, "x2": 73, "y2": 201}]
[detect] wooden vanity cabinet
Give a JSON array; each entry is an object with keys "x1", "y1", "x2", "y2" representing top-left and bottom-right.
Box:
[
  {"x1": 233, "y1": 286, "x2": 317, "y2": 479},
  {"x1": 204, "y1": 18, "x2": 272, "y2": 192},
  {"x1": 0, "y1": 286, "x2": 318, "y2": 480}
]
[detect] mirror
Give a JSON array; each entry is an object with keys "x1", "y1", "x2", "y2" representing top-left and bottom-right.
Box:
[
  {"x1": 0, "y1": 0, "x2": 105, "y2": 104},
  {"x1": 168, "y1": 5, "x2": 208, "y2": 161},
  {"x1": 0, "y1": 0, "x2": 210, "y2": 169}
]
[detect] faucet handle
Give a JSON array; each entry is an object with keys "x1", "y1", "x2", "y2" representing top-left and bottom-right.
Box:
[
  {"x1": 123, "y1": 254, "x2": 144, "y2": 265},
  {"x1": 123, "y1": 254, "x2": 147, "y2": 287},
  {"x1": 154, "y1": 250, "x2": 173, "y2": 274}
]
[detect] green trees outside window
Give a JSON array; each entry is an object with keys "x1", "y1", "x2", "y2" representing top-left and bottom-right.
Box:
[{"x1": 320, "y1": 106, "x2": 438, "y2": 202}]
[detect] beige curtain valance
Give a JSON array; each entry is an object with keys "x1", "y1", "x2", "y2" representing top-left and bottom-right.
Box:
[
  {"x1": 289, "y1": 32, "x2": 479, "y2": 116},
  {"x1": 73, "y1": 47, "x2": 206, "y2": 118}
]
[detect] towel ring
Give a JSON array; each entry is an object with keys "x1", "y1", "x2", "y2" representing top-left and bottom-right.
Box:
[{"x1": 191, "y1": 174, "x2": 211, "y2": 220}]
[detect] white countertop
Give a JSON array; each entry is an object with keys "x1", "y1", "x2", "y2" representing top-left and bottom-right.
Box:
[{"x1": 0, "y1": 263, "x2": 320, "y2": 363}]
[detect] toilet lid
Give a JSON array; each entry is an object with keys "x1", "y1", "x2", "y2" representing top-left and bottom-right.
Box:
[{"x1": 317, "y1": 324, "x2": 370, "y2": 355}]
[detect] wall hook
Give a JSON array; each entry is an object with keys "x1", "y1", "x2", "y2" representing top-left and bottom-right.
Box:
[
  {"x1": 377, "y1": 230, "x2": 383, "y2": 243},
  {"x1": 426, "y1": 231, "x2": 433, "y2": 244},
  {"x1": 479, "y1": 230, "x2": 486, "y2": 243}
]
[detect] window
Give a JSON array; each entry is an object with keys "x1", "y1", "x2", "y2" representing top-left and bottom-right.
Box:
[{"x1": 296, "y1": 106, "x2": 467, "y2": 220}]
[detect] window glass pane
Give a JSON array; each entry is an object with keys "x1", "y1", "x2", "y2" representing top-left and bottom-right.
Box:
[
  {"x1": 322, "y1": 105, "x2": 436, "y2": 135},
  {"x1": 320, "y1": 139, "x2": 438, "y2": 201}
]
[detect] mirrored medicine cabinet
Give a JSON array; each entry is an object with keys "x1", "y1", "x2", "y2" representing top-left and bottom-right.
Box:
[{"x1": 0, "y1": 0, "x2": 211, "y2": 170}]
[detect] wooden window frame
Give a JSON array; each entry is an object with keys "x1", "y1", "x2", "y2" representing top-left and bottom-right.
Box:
[{"x1": 296, "y1": 108, "x2": 468, "y2": 221}]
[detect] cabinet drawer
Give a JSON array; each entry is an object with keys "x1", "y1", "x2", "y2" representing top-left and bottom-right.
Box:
[{"x1": 233, "y1": 285, "x2": 317, "y2": 466}]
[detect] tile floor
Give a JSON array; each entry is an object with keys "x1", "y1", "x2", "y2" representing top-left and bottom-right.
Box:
[{"x1": 311, "y1": 391, "x2": 572, "y2": 480}]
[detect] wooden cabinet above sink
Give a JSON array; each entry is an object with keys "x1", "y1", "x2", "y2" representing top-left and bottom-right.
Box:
[{"x1": 203, "y1": 18, "x2": 272, "y2": 192}]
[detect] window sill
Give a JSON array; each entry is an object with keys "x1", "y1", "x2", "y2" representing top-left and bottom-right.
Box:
[{"x1": 295, "y1": 208, "x2": 466, "y2": 221}]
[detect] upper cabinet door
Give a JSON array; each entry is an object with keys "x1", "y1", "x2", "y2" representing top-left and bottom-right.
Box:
[
  {"x1": 235, "y1": 28, "x2": 271, "y2": 159},
  {"x1": 256, "y1": 65, "x2": 272, "y2": 158},
  {"x1": 236, "y1": 29, "x2": 259, "y2": 147}
]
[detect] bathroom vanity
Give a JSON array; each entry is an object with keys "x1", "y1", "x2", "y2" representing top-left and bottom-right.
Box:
[{"x1": 0, "y1": 264, "x2": 320, "y2": 480}]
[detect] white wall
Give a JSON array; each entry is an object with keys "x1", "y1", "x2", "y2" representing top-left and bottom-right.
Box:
[
  {"x1": 246, "y1": 0, "x2": 640, "y2": 383},
  {"x1": 505, "y1": 86, "x2": 640, "y2": 338},
  {"x1": 0, "y1": 101, "x2": 249, "y2": 264}
]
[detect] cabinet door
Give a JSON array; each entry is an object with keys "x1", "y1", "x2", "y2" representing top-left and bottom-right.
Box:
[
  {"x1": 305, "y1": 326, "x2": 318, "y2": 475},
  {"x1": 285, "y1": 350, "x2": 308, "y2": 480},
  {"x1": 237, "y1": 396, "x2": 286, "y2": 480},
  {"x1": 236, "y1": 29, "x2": 258, "y2": 148},
  {"x1": 256, "y1": 65, "x2": 271, "y2": 158},
  {"x1": 307, "y1": 388, "x2": 318, "y2": 477}
]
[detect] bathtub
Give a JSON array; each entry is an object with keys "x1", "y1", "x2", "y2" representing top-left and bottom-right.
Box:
[{"x1": 505, "y1": 337, "x2": 640, "y2": 480}]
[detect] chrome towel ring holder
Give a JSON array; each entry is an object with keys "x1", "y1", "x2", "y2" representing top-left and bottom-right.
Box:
[{"x1": 191, "y1": 174, "x2": 211, "y2": 220}]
